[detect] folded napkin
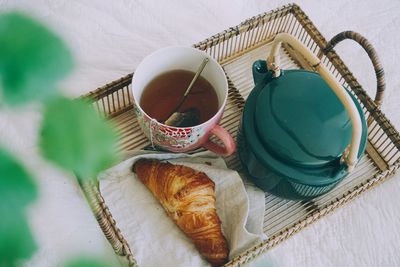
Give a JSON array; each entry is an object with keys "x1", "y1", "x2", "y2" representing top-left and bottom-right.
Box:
[{"x1": 98, "y1": 150, "x2": 266, "y2": 267}]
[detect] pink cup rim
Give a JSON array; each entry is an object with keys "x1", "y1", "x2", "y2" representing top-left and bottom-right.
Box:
[{"x1": 132, "y1": 46, "x2": 228, "y2": 129}]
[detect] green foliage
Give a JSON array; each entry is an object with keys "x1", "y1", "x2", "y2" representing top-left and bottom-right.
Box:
[
  {"x1": 0, "y1": 11, "x2": 120, "y2": 266},
  {"x1": 0, "y1": 12, "x2": 73, "y2": 105},
  {"x1": 40, "y1": 97, "x2": 119, "y2": 180},
  {"x1": 0, "y1": 149, "x2": 38, "y2": 266},
  {"x1": 0, "y1": 217, "x2": 38, "y2": 267},
  {"x1": 0, "y1": 149, "x2": 37, "y2": 210},
  {"x1": 63, "y1": 257, "x2": 112, "y2": 267}
]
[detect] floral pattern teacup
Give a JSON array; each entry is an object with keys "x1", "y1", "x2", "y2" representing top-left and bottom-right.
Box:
[{"x1": 132, "y1": 46, "x2": 235, "y2": 156}]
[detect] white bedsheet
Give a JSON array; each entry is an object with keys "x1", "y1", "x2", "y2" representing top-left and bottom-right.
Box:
[{"x1": 0, "y1": 0, "x2": 399, "y2": 266}]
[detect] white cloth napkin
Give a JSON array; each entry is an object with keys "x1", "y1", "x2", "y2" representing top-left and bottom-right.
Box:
[{"x1": 98, "y1": 150, "x2": 266, "y2": 267}]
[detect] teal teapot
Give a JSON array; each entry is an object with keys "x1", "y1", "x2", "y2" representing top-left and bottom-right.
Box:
[{"x1": 238, "y1": 33, "x2": 368, "y2": 199}]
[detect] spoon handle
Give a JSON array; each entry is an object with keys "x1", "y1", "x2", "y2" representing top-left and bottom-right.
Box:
[
  {"x1": 163, "y1": 57, "x2": 209, "y2": 123},
  {"x1": 183, "y1": 57, "x2": 209, "y2": 97}
]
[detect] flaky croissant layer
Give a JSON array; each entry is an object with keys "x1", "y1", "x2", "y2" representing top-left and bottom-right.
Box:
[{"x1": 133, "y1": 159, "x2": 229, "y2": 266}]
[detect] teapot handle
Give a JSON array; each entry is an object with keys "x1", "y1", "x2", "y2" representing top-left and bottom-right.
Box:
[
  {"x1": 267, "y1": 33, "x2": 362, "y2": 172},
  {"x1": 319, "y1": 31, "x2": 385, "y2": 107}
]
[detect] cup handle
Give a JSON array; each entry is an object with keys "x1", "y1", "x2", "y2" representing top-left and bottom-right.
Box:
[{"x1": 202, "y1": 125, "x2": 236, "y2": 156}]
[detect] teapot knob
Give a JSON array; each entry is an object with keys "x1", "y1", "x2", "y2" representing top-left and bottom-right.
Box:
[{"x1": 252, "y1": 60, "x2": 271, "y2": 85}]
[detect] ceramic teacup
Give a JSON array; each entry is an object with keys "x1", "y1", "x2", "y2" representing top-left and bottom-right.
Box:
[{"x1": 132, "y1": 46, "x2": 236, "y2": 156}]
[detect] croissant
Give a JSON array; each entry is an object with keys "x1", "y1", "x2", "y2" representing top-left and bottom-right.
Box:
[{"x1": 132, "y1": 158, "x2": 229, "y2": 266}]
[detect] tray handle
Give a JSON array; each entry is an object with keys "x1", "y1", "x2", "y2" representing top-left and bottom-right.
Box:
[{"x1": 319, "y1": 31, "x2": 385, "y2": 107}]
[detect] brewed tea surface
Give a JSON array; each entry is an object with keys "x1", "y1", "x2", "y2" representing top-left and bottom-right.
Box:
[{"x1": 140, "y1": 69, "x2": 219, "y2": 126}]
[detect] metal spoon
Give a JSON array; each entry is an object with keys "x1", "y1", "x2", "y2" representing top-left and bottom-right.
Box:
[{"x1": 164, "y1": 58, "x2": 209, "y2": 127}]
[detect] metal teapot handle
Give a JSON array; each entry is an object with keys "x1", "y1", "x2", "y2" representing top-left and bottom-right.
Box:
[{"x1": 267, "y1": 33, "x2": 362, "y2": 172}]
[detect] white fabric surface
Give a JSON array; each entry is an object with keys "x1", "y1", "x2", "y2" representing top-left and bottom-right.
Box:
[
  {"x1": 98, "y1": 150, "x2": 265, "y2": 266},
  {"x1": 0, "y1": 0, "x2": 399, "y2": 266}
]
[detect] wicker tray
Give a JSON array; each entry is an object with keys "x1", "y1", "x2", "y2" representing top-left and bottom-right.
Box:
[{"x1": 80, "y1": 4, "x2": 400, "y2": 266}]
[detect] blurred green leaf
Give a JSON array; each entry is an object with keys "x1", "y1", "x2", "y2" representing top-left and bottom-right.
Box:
[
  {"x1": 0, "y1": 148, "x2": 38, "y2": 265},
  {"x1": 40, "y1": 97, "x2": 119, "y2": 179},
  {"x1": 64, "y1": 257, "x2": 112, "y2": 267},
  {"x1": 0, "y1": 149, "x2": 38, "y2": 210},
  {"x1": 0, "y1": 12, "x2": 73, "y2": 105},
  {"x1": 0, "y1": 214, "x2": 37, "y2": 266}
]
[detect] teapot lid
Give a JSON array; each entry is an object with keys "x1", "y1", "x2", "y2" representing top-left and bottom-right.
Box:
[{"x1": 254, "y1": 70, "x2": 353, "y2": 168}]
